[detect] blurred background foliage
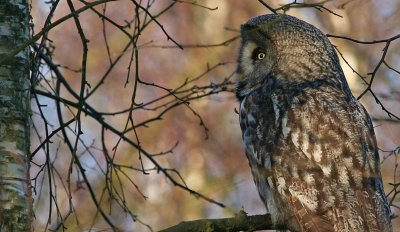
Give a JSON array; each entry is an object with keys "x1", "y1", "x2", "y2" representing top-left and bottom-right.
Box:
[{"x1": 29, "y1": 0, "x2": 399, "y2": 231}]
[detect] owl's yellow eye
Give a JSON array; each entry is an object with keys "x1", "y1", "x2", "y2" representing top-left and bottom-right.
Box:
[
  {"x1": 257, "y1": 53, "x2": 266, "y2": 60},
  {"x1": 252, "y1": 47, "x2": 266, "y2": 61}
]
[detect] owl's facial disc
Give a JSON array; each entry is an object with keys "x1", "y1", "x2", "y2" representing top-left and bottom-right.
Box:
[
  {"x1": 236, "y1": 39, "x2": 275, "y2": 99},
  {"x1": 238, "y1": 40, "x2": 274, "y2": 82},
  {"x1": 239, "y1": 41, "x2": 258, "y2": 77}
]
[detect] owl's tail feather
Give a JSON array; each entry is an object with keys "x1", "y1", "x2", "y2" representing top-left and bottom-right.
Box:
[{"x1": 287, "y1": 191, "x2": 334, "y2": 232}]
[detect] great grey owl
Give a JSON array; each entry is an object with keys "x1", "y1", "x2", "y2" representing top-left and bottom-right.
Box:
[{"x1": 236, "y1": 14, "x2": 392, "y2": 232}]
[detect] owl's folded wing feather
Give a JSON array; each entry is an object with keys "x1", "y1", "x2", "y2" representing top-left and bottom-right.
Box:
[{"x1": 268, "y1": 88, "x2": 391, "y2": 232}]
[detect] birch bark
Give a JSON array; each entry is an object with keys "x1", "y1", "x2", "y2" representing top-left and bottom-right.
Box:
[{"x1": 0, "y1": 0, "x2": 31, "y2": 230}]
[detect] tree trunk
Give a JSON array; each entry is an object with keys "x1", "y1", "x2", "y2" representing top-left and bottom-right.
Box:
[{"x1": 0, "y1": 0, "x2": 32, "y2": 230}]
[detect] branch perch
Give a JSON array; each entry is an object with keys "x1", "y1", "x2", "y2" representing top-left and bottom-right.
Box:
[{"x1": 159, "y1": 211, "x2": 287, "y2": 232}]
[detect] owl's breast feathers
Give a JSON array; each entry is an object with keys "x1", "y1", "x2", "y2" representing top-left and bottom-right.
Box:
[{"x1": 238, "y1": 80, "x2": 392, "y2": 232}]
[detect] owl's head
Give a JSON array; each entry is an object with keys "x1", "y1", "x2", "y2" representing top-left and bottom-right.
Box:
[{"x1": 237, "y1": 14, "x2": 345, "y2": 98}]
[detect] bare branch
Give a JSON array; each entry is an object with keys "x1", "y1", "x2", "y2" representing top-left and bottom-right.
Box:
[{"x1": 160, "y1": 211, "x2": 287, "y2": 232}]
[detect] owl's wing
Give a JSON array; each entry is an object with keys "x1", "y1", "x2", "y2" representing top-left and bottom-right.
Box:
[
  {"x1": 240, "y1": 87, "x2": 392, "y2": 232},
  {"x1": 273, "y1": 88, "x2": 391, "y2": 231}
]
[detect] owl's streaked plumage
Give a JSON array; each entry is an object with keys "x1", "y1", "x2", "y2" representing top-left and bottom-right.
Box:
[{"x1": 236, "y1": 14, "x2": 392, "y2": 232}]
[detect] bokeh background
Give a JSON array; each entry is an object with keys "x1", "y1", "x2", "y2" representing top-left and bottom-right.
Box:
[{"x1": 30, "y1": 0, "x2": 399, "y2": 231}]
